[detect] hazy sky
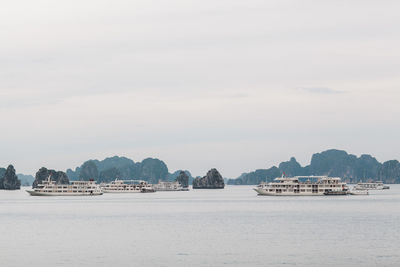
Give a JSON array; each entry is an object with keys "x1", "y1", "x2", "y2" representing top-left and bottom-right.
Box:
[{"x1": 1, "y1": 0, "x2": 399, "y2": 177}]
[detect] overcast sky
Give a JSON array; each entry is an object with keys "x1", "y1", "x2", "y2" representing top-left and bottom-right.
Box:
[{"x1": 1, "y1": 0, "x2": 399, "y2": 177}]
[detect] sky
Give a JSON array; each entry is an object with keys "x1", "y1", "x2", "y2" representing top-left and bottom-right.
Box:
[{"x1": 1, "y1": 0, "x2": 399, "y2": 177}]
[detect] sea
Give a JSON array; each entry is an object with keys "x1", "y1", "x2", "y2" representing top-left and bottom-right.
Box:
[{"x1": 0, "y1": 185, "x2": 399, "y2": 267}]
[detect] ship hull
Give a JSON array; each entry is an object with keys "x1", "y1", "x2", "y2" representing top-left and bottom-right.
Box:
[
  {"x1": 254, "y1": 188, "x2": 326, "y2": 196},
  {"x1": 102, "y1": 190, "x2": 141, "y2": 193},
  {"x1": 154, "y1": 188, "x2": 189, "y2": 192},
  {"x1": 26, "y1": 190, "x2": 103, "y2": 196},
  {"x1": 349, "y1": 190, "x2": 369, "y2": 195},
  {"x1": 192, "y1": 187, "x2": 224, "y2": 189}
]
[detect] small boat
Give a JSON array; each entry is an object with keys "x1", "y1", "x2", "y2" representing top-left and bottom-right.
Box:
[
  {"x1": 349, "y1": 190, "x2": 369, "y2": 195},
  {"x1": 354, "y1": 181, "x2": 389, "y2": 190},
  {"x1": 153, "y1": 180, "x2": 189, "y2": 191}
]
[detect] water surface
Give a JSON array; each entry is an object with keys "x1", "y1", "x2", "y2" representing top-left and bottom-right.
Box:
[{"x1": 0, "y1": 185, "x2": 399, "y2": 266}]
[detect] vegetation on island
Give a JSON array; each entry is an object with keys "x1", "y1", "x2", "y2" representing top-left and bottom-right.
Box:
[{"x1": 0, "y1": 165, "x2": 21, "y2": 190}]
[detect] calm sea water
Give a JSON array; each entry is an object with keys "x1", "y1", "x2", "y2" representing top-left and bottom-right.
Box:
[{"x1": 0, "y1": 185, "x2": 399, "y2": 267}]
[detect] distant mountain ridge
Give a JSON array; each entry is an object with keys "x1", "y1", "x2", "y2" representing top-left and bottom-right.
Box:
[
  {"x1": 66, "y1": 156, "x2": 193, "y2": 184},
  {"x1": 228, "y1": 149, "x2": 400, "y2": 185},
  {"x1": 17, "y1": 174, "x2": 35, "y2": 186},
  {"x1": 13, "y1": 149, "x2": 400, "y2": 186}
]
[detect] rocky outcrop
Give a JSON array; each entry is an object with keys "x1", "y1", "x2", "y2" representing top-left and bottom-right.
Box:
[
  {"x1": 228, "y1": 149, "x2": 400, "y2": 185},
  {"x1": 99, "y1": 167, "x2": 121, "y2": 183},
  {"x1": 193, "y1": 168, "x2": 225, "y2": 189},
  {"x1": 175, "y1": 171, "x2": 189, "y2": 188},
  {"x1": 33, "y1": 167, "x2": 69, "y2": 188},
  {"x1": 67, "y1": 156, "x2": 169, "y2": 183},
  {"x1": 67, "y1": 156, "x2": 136, "y2": 181},
  {"x1": 308, "y1": 150, "x2": 358, "y2": 179},
  {"x1": 279, "y1": 157, "x2": 304, "y2": 177},
  {"x1": 0, "y1": 168, "x2": 6, "y2": 179},
  {"x1": 168, "y1": 170, "x2": 193, "y2": 184},
  {"x1": 0, "y1": 165, "x2": 21, "y2": 190},
  {"x1": 228, "y1": 167, "x2": 281, "y2": 185},
  {"x1": 378, "y1": 160, "x2": 400, "y2": 184},
  {"x1": 79, "y1": 161, "x2": 99, "y2": 181},
  {"x1": 138, "y1": 158, "x2": 169, "y2": 184}
]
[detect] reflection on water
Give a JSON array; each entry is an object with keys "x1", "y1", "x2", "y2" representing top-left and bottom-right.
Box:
[{"x1": 0, "y1": 185, "x2": 399, "y2": 266}]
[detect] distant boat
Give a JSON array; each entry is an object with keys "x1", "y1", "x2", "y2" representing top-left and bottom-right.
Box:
[
  {"x1": 153, "y1": 180, "x2": 189, "y2": 192},
  {"x1": 254, "y1": 176, "x2": 349, "y2": 196},
  {"x1": 349, "y1": 189, "x2": 369, "y2": 195},
  {"x1": 354, "y1": 181, "x2": 389, "y2": 190},
  {"x1": 100, "y1": 179, "x2": 155, "y2": 193},
  {"x1": 26, "y1": 176, "x2": 102, "y2": 196}
]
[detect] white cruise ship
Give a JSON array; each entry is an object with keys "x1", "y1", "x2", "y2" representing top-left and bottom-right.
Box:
[
  {"x1": 26, "y1": 177, "x2": 103, "y2": 196},
  {"x1": 254, "y1": 176, "x2": 348, "y2": 196},
  {"x1": 354, "y1": 181, "x2": 390, "y2": 190},
  {"x1": 153, "y1": 181, "x2": 189, "y2": 191},
  {"x1": 100, "y1": 179, "x2": 155, "y2": 193}
]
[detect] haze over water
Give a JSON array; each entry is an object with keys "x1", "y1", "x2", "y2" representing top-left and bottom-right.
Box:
[
  {"x1": 1, "y1": 186, "x2": 399, "y2": 266},
  {"x1": 2, "y1": 1, "x2": 400, "y2": 177}
]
